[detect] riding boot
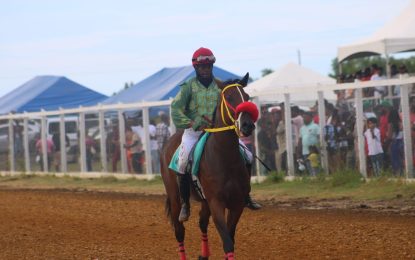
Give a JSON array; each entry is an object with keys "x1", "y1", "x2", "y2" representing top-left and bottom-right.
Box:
[
  {"x1": 246, "y1": 194, "x2": 262, "y2": 210},
  {"x1": 178, "y1": 174, "x2": 191, "y2": 222}
]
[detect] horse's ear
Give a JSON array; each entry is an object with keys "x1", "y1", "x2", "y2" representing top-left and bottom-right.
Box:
[
  {"x1": 240, "y1": 73, "x2": 249, "y2": 87},
  {"x1": 215, "y1": 79, "x2": 225, "y2": 89}
]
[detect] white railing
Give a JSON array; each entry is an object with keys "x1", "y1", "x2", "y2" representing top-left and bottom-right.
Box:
[{"x1": 0, "y1": 77, "x2": 414, "y2": 179}]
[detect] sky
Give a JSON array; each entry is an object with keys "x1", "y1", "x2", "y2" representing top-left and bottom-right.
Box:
[{"x1": 0, "y1": 0, "x2": 411, "y2": 97}]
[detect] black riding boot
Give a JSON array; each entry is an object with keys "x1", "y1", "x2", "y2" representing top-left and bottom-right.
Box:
[
  {"x1": 246, "y1": 194, "x2": 262, "y2": 210},
  {"x1": 178, "y1": 174, "x2": 191, "y2": 222}
]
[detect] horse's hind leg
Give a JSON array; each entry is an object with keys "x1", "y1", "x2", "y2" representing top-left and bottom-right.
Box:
[{"x1": 198, "y1": 201, "x2": 211, "y2": 260}]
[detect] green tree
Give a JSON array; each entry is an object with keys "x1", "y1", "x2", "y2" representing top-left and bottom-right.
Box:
[
  {"x1": 330, "y1": 55, "x2": 415, "y2": 79},
  {"x1": 261, "y1": 68, "x2": 274, "y2": 77}
]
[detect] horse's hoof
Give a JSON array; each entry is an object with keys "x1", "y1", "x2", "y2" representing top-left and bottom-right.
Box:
[{"x1": 198, "y1": 256, "x2": 209, "y2": 260}]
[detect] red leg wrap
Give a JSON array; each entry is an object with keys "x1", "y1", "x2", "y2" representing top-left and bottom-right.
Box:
[
  {"x1": 178, "y1": 242, "x2": 186, "y2": 260},
  {"x1": 201, "y1": 233, "x2": 210, "y2": 257},
  {"x1": 225, "y1": 252, "x2": 235, "y2": 260}
]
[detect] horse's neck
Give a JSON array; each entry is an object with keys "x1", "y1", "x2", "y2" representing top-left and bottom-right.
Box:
[{"x1": 210, "y1": 108, "x2": 239, "y2": 149}]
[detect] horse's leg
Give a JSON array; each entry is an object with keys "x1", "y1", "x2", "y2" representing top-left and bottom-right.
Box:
[
  {"x1": 198, "y1": 201, "x2": 211, "y2": 260},
  {"x1": 169, "y1": 194, "x2": 188, "y2": 260},
  {"x1": 209, "y1": 200, "x2": 235, "y2": 260},
  {"x1": 226, "y1": 206, "x2": 244, "y2": 245},
  {"x1": 162, "y1": 169, "x2": 187, "y2": 259}
]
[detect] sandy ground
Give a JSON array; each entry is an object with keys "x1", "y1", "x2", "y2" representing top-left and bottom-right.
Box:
[{"x1": 0, "y1": 189, "x2": 414, "y2": 260}]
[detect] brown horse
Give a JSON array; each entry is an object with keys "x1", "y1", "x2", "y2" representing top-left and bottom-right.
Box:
[{"x1": 160, "y1": 73, "x2": 258, "y2": 260}]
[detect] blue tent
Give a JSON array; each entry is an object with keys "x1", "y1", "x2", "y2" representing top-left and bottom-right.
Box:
[
  {"x1": 103, "y1": 65, "x2": 241, "y2": 104},
  {"x1": 0, "y1": 76, "x2": 108, "y2": 114}
]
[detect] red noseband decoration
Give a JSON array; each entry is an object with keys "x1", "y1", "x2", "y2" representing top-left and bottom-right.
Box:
[{"x1": 235, "y1": 102, "x2": 259, "y2": 122}]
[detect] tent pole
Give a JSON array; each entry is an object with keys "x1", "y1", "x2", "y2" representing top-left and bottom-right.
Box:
[
  {"x1": 385, "y1": 54, "x2": 393, "y2": 99},
  {"x1": 284, "y1": 94, "x2": 295, "y2": 176}
]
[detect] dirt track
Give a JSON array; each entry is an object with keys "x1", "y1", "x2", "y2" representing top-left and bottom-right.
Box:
[{"x1": 0, "y1": 189, "x2": 414, "y2": 259}]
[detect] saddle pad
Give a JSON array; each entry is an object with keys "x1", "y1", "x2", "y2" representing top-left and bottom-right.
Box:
[{"x1": 168, "y1": 132, "x2": 250, "y2": 176}]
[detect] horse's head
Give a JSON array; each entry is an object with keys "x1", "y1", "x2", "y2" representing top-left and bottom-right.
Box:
[{"x1": 216, "y1": 73, "x2": 258, "y2": 137}]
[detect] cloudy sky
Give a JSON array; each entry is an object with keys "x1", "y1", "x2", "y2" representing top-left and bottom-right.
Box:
[{"x1": 0, "y1": 0, "x2": 410, "y2": 97}]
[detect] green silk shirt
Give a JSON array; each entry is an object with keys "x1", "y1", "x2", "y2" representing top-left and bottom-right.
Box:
[{"x1": 171, "y1": 77, "x2": 220, "y2": 130}]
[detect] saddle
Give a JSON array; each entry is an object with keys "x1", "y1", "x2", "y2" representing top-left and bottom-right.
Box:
[{"x1": 168, "y1": 132, "x2": 251, "y2": 199}]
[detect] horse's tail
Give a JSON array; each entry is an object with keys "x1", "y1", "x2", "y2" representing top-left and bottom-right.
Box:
[{"x1": 165, "y1": 197, "x2": 173, "y2": 225}]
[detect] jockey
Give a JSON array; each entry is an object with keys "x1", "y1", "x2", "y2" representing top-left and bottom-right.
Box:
[{"x1": 171, "y1": 47, "x2": 262, "y2": 222}]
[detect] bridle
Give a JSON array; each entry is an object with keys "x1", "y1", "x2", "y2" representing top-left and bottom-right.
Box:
[{"x1": 204, "y1": 83, "x2": 257, "y2": 136}]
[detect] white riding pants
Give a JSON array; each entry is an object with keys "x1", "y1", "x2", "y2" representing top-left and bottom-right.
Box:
[{"x1": 177, "y1": 128, "x2": 253, "y2": 174}]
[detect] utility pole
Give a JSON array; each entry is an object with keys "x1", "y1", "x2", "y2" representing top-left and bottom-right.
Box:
[{"x1": 297, "y1": 49, "x2": 302, "y2": 66}]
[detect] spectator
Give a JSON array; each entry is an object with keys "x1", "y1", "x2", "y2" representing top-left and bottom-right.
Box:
[
  {"x1": 291, "y1": 106, "x2": 303, "y2": 151},
  {"x1": 298, "y1": 112, "x2": 320, "y2": 176},
  {"x1": 110, "y1": 125, "x2": 120, "y2": 172},
  {"x1": 387, "y1": 109, "x2": 404, "y2": 177},
  {"x1": 35, "y1": 134, "x2": 55, "y2": 171},
  {"x1": 324, "y1": 114, "x2": 338, "y2": 173},
  {"x1": 371, "y1": 64, "x2": 386, "y2": 100},
  {"x1": 124, "y1": 126, "x2": 143, "y2": 174},
  {"x1": 149, "y1": 119, "x2": 160, "y2": 173},
  {"x1": 257, "y1": 119, "x2": 277, "y2": 174},
  {"x1": 85, "y1": 133, "x2": 96, "y2": 172},
  {"x1": 275, "y1": 103, "x2": 297, "y2": 174},
  {"x1": 156, "y1": 113, "x2": 171, "y2": 152},
  {"x1": 336, "y1": 114, "x2": 349, "y2": 169},
  {"x1": 13, "y1": 121, "x2": 23, "y2": 156},
  {"x1": 364, "y1": 117, "x2": 384, "y2": 177},
  {"x1": 52, "y1": 129, "x2": 69, "y2": 172},
  {"x1": 307, "y1": 145, "x2": 320, "y2": 176},
  {"x1": 378, "y1": 100, "x2": 392, "y2": 169}
]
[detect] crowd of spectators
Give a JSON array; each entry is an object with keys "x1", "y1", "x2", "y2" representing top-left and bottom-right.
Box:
[{"x1": 255, "y1": 63, "x2": 415, "y2": 177}]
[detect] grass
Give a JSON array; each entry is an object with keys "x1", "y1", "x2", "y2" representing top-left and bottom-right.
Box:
[
  {"x1": 252, "y1": 169, "x2": 415, "y2": 200},
  {"x1": 0, "y1": 174, "x2": 165, "y2": 194},
  {"x1": 1, "y1": 170, "x2": 415, "y2": 201}
]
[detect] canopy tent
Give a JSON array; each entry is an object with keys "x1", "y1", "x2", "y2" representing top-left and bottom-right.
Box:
[
  {"x1": 337, "y1": 0, "x2": 415, "y2": 63},
  {"x1": 103, "y1": 65, "x2": 240, "y2": 104},
  {"x1": 0, "y1": 76, "x2": 107, "y2": 114},
  {"x1": 245, "y1": 63, "x2": 336, "y2": 104}
]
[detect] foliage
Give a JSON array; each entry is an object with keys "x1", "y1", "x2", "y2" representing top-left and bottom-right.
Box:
[
  {"x1": 261, "y1": 68, "x2": 274, "y2": 77},
  {"x1": 329, "y1": 55, "x2": 415, "y2": 79},
  {"x1": 264, "y1": 171, "x2": 285, "y2": 183}
]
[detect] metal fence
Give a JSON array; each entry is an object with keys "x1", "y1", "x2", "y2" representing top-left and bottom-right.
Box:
[{"x1": 0, "y1": 76, "x2": 414, "y2": 179}]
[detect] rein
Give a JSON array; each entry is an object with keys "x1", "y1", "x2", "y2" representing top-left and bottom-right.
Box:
[{"x1": 204, "y1": 83, "x2": 245, "y2": 136}]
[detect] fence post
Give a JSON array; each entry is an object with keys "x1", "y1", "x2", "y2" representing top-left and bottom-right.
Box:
[
  {"x1": 41, "y1": 114, "x2": 48, "y2": 173},
  {"x1": 252, "y1": 97, "x2": 261, "y2": 177},
  {"x1": 355, "y1": 88, "x2": 367, "y2": 178},
  {"x1": 400, "y1": 83, "x2": 414, "y2": 178},
  {"x1": 79, "y1": 111, "x2": 87, "y2": 172},
  {"x1": 169, "y1": 98, "x2": 176, "y2": 135},
  {"x1": 23, "y1": 116, "x2": 30, "y2": 172},
  {"x1": 8, "y1": 115, "x2": 15, "y2": 172},
  {"x1": 143, "y1": 107, "x2": 152, "y2": 174},
  {"x1": 118, "y1": 109, "x2": 127, "y2": 173},
  {"x1": 59, "y1": 109, "x2": 67, "y2": 173},
  {"x1": 98, "y1": 108, "x2": 108, "y2": 173},
  {"x1": 318, "y1": 91, "x2": 329, "y2": 174},
  {"x1": 284, "y1": 93, "x2": 295, "y2": 176}
]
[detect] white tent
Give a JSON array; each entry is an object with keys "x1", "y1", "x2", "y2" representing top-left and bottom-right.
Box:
[
  {"x1": 338, "y1": 0, "x2": 415, "y2": 62},
  {"x1": 245, "y1": 62, "x2": 336, "y2": 104}
]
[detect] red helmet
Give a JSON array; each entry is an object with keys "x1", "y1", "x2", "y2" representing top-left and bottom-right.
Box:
[{"x1": 192, "y1": 47, "x2": 216, "y2": 65}]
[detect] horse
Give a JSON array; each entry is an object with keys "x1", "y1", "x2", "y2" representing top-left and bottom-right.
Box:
[{"x1": 160, "y1": 73, "x2": 258, "y2": 260}]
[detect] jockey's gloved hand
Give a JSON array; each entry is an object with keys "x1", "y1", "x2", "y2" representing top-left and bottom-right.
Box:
[{"x1": 191, "y1": 117, "x2": 209, "y2": 131}]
